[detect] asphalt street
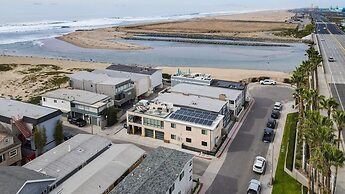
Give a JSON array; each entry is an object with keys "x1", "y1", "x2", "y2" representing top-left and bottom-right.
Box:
[
  {"x1": 206, "y1": 84, "x2": 294, "y2": 194},
  {"x1": 315, "y1": 14, "x2": 345, "y2": 138}
]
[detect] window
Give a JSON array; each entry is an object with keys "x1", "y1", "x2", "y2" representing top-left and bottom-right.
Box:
[
  {"x1": 171, "y1": 123, "x2": 176, "y2": 128},
  {"x1": 9, "y1": 149, "x2": 17, "y2": 158},
  {"x1": 43, "y1": 98, "x2": 46, "y2": 102},
  {"x1": 186, "y1": 138, "x2": 192, "y2": 143},
  {"x1": 230, "y1": 100, "x2": 234, "y2": 104},
  {"x1": 189, "y1": 175, "x2": 192, "y2": 181},
  {"x1": 201, "y1": 129, "x2": 207, "y2": 135},
  {"x1": 54, "y1": 100, "x2": 57, "y2": 103},
  {"x1": 178, "y1": 192, "x2": 181, "y2": 194},
  {"x1": 171, "y1": 134, "x2": 176, "y2": 140},
  {"x1": 169, "y1": 183, "x2": 175, "y2": 194},
  {"x1": 179, "y1": 171, "x2": 184, "y2": 181},
  {"x1": 189, "y1": 161, "x2": 192, "y2": 167},
  {"x1": 186, "y1": 126, "x2": 191, "y2": 131},
  {"x1": 0, "y1": 154, "x2": 5, "y2": 163},
  {"x1": 202, "y1": 141, "x2": 207, "y2": 146},
  {"x1": 90, "y1": 84, "x2": 93, "y2": 88}
]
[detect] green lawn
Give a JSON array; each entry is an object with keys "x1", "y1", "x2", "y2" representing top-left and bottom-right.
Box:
[{"x1": 272, "y1": 112, "x2": 302, "y2": 194}]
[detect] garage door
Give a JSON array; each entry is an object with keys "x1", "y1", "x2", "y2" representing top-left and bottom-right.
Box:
[
  {"x1": 145, "y1": 128, "x2": 154, "y2": 138},
  {"x1": 155, "y1": 131, "x2": 165, "y2": 140}
]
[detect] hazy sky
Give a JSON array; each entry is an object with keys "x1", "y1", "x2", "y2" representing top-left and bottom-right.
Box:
[{"x1": 1, "y1": 0, "x2": 344, "y2": 23}]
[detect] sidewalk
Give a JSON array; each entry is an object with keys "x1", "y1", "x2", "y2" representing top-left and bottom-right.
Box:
[
  {"x1": 317, "y1": 58, "x2": 345, "y2": 194},
  {"x1": 259, "y1": 101, "x2": 295, "y2": 194}
]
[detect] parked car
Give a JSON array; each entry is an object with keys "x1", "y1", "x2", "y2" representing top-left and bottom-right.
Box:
[
  {"x1": 271, "y1": 109, "x2": 280, "y2": 119},
  {"x1": 68, "y1": 116, "x2": 87, "y2": 127},
  {"x1": 247, "y1": 179, "x2": 261, "y2": 194},
  {"x1": 252, "y1": 156, "x2": 266, "y2": 174},
  {"x1": 63, "y1": 132, "x2": 74, "y2": 141},
  {"x1": 266, "y1": 118, "x2": 277, "y2": 129},
  {"x1": 259, "y1": 79, "x2": 276, "y2": 85},
  {"x1": 328, "y1": 56, "x2": 335, "y2": 62},
  {"x1": 274, "y1": 102, "x2": 282, "y2": 111},
  {"x1": 262, "y1": 128, "x2": 275, "y2": 143}
]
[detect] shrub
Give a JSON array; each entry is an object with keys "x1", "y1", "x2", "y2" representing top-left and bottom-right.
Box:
[
  {"x1": 27, "y1": 96, "x2": 41, "y2": 105},
  {"x1": 0, "y1": 64, "x2": 17, "y2": 71},
  {"x1": 258, "y1": 76, "x2": 270, "y2": 81},
  {"x1": 251, "y1": 77, "x2": 258, "y2": 82},
  {"x1": 49, "y1": 76, "x2": 69, "y2": 87},
  {"x1": 33, "y1": 127, "x2": 47, "y2": 155},
  {"x1": 162, "y1": 73, "x2": 171, "y2": 80},
  {"x1": 286, "y1": 112, "x2": 298, "y2": 171},
  {"x1": 283, "y1": 78, "x2": 291, "y2": 84},
  {"x1": 54, "y1": 120, "x2": 64, "y2": 145},
  {"x1": 103, "y1": 107, "x2": 119, "y2": 127}
]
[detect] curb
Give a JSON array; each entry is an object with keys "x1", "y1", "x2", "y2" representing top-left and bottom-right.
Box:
[{"x1": 216, "y1": 98, "x2": 255, "y2": 158}]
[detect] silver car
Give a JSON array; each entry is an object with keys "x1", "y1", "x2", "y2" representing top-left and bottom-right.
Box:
[
  {"x1": 259, "y1": 79, "x2": 276, "y2": 85},
  {"x1": 247, "y1": 179, "x2": 261, "y2": 194},
  {"x1": 252, "y1": 156, "x2": 266, "y2": 174}
]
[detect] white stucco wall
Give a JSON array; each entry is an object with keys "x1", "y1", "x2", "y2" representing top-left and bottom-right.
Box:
[
  {"x1": 41, "y1": 97, "x2": 71, "y2": 113},
  {"x1": 151, "y1": 70, "x2": 163, "y2": 89}
]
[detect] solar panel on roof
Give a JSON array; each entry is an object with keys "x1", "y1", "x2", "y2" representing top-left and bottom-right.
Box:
[{"x1": 207, "y1": 121, "x2": 213, "y2": 126}]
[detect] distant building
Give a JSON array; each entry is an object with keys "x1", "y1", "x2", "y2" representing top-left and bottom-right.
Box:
[
  {"x1": 24, "y1": 134, "x2": 145, "y2": 194},
  {"x1": 93, "y1": 69, "x2": 151, "y2": 98},
  {"x1": 127, "y1": 100, "x2": 223, "y2": 154},
  {"x1": 171, "y1": 71, "x2": 212, "y2": 86},
  {"x1": 0, "y1": 166, "x2": 55, "y2": 194},
  {"x1": 106, "y1": 64, "x2": 163, "y2": 94},
  {"x1": 0, "y1": 132, "x2": 22, "y2": 166},
  {"x1": 170, "y1": 83, "x2": 245, "y2": 118},
  {"x1": 68, "y1": 71, "x2": 134, "y2": 107},
  {"x1": 110, "y1": 146, "x2": 193, "y2": 194},
  {"x1": 42, "y1": 89, "x2": 114, "y2": 127},
  {"x1": 0, "y1": 98, "x2": 62, "y2": 160}
]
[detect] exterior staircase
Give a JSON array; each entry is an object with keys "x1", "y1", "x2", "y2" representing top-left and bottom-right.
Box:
[{"x1": 11, "y1": 116, "x2": 32, "y2": 138}]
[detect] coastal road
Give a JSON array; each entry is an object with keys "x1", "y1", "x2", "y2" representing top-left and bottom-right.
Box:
[
  {"x1": 315, "y1": 15, "x2": 345, "y2": 140},
  {"x1": 206, "y1": 84, "x2": 294, "y2": 194}
]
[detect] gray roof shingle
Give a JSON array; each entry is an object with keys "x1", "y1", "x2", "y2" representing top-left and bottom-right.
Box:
[{"x1": 110, "y1": 147, "x2": 193, "y2": 194}]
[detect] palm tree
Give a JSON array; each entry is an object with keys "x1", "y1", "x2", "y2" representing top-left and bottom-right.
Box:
[
  {"x1": 320, "y1": 97, "x2": 339, "y2": 119},
  {"x1": 332, "y1": 109, "x2": 345, "y2": 149}
]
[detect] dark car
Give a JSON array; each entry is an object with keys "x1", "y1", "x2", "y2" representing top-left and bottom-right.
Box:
[
  {"x1": 63, "y1": 132, "x2": 74, "y2": 141},
  {"x1": 68, "y1": 116, "x2": 87, "y2": 127},
  {"x1": 271, "y1": 109, "x2": 280, "y2": 119},
  {"x1": 262, "y1": 128, "x2": 275, "y2": 143},
  {"x1": 266, "y1": 118, "x2": 277, "y2": 129}
]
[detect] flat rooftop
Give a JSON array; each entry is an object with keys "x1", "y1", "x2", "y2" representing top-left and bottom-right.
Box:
[
  {"x1": 51, "y1": 144, "x2": 145, "y2": 194},
  {"x1": 93, "y1": 69, "x2": 148, "y2": 81},
  {"x1": 107, "y1": 64, "x2": 160, "y2": 75},
  {"x1": 43, "y1": 89, "x2": 110, "y2": 106},
  {"x1": 154, "y1": 93, "x2": 226, "y2": 113},
  {"x1": 211, "y1": 79, "x2": 246, "y2": 90},
  {"x1": 110, "y1": 147, "x2": 193, "y2": 194},
  {"x1": 0, "y1": 98, "x2": 60, "y2": 121},
  {"x1": 69, "y1": 71, "x2": 130, "y2": 86},
  {"x1": 170, "y1": 83, "x2": 243, "y2": 101},
  {"x1": 24, "y1": 134, "x2": 111, "y2": 186}
]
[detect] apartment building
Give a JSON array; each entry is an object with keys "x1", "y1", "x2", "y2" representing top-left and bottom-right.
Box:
[
  {"x1": 170, "y1": 83, "x2": 245, "y2": 118},
  {"x1": 0, "y1": 98, "x2": 62, "y2": 159},
  {"x1": 24, "y1": 134, "x2": 145, "y2": 194},
  {"x1": 127, "y1": 100, "x2": 223, "y2": 154},
  {"x1": 106, "y1": 64, "x2": 163, "y2": 92},
  {"x1": 42, "y1": 89, "x2": 114, "y2": 126},
  {"x1": 111, "y1": 146, "x2": 193, "y2": 194},
  {"x1": 0, "y1": 132, "x2": 22, "y2": 166},
  {"x1": 69, "y1": 71, "x2": 134, "y2": 107}
]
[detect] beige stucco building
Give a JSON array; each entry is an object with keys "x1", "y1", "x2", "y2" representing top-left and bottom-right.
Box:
[
  {"x1": 127, "y1": 100, "x2": 224, "y2": 154},
  {"x1": 0, "y1": 132, "x2": 22, "y2": 166}
]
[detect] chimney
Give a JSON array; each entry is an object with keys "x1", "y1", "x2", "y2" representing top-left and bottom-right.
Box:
[{"x1": 219, "y1": 94, "x2": 226, "y2": 101}]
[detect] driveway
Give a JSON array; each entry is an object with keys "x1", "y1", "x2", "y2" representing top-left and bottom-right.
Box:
[{"x1": 206, "y1": 84, "x2": 294, "y2": 194}]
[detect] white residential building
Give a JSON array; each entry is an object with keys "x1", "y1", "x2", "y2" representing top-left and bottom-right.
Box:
[
  {"x1": 42, "y1": 89, "x2": 114, "y2": 126},
  {"x1": 110, "y1": 146, "x2": 193, "y2": 194}
]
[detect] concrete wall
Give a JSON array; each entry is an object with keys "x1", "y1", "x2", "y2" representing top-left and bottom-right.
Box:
[
  {"x1": 151, "y1": 70, "x2": 163, "y2": 89},
  {"x1": 165, "y1": 158, "x2": 193, "y2": 194},
  {"x1": 41, "y1": 97, "x2": 71, "y2": 113},
  {"x1": 135, "y1": 77, "x2": 150, "y2": 97}
]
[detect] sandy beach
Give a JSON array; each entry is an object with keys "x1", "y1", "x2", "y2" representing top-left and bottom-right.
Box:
[
  {"x1": 57, "y1": 10, "x2": 299, "y2": 51},
  {"x1": 0, "y1": 55, "x2": 290, "y2": 101}
]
